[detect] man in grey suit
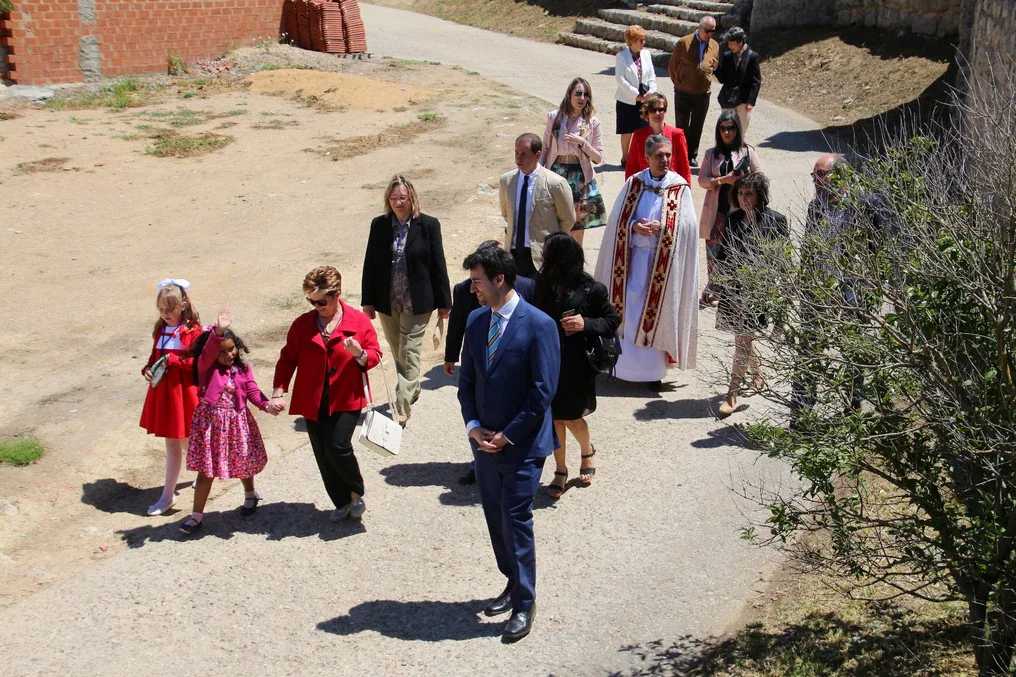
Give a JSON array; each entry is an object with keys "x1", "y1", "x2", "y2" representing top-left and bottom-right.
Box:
[{"x1": 500, "y1": 132, "x2": 576, "y2": 277}]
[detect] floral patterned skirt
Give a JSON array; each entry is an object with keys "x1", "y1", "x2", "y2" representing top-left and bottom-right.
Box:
[
  {"x1": 187, "y1": 397, "x2": 267, "y2": 480},
  {"x1": 550, "y1": 161, "x2": 606, "y2": 230}
]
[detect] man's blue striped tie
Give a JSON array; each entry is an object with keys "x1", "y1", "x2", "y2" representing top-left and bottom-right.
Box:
[{"x1": 486, "y1": 311, "x2": 502, "y2": 368}]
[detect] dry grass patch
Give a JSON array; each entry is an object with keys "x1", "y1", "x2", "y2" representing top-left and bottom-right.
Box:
[
  {"x1": 251, "y1": 119, "x2": 301, "y2": 130},
  {"x1": 144, "y1": 131, "x2": 234, "y2": 158},
  {"x1": 367, "y1": 0, "x2": 605, "y2": 42},
  {"x1": 14, "y1": 157, "x2": 71, "y2": 174},
  {"x1": 307, "y1": 113, "x2": 445, "y2": 161},
  {"x1": 0, "y1": 110, "x2": 19, "y2": 121}
]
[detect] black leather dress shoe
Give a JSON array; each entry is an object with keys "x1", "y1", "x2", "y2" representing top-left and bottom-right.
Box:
[
  {"x1": 458, "y1": 468, "x2": 476, "y2": 485},
  {"x1": 502, "y1": 604, "x2": 535, "y2": 641},
  {"x1": 483, "y1": 588, "x2": 513, "y2": 617}
]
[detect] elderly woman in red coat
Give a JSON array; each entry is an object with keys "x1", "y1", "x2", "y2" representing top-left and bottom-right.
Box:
[{"x1": 271, "y1": 265, "x2": 382, "y2": 523}]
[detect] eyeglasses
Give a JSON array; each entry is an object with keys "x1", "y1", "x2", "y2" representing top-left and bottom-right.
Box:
[
  {"x1": 306, "y1": 295, "x2": 334, "y2": 307},
  {"x1": 703, "y1": 28, "x2": 715, "y2": 34},
  {"x1": 719, "y1": 125, "x2": 737, "y2": 132},
  {"x1": 811, "y1": 169, "x2": 835, "y2": 179},
  {"x1": 572, "y1": 91, "x2": 588, "y2": 98},
  {"x1": 649, "y1": 107, "x2": 667, "y2": 113},
  {"x1": 389, "y1": 196, "x2": 410, "y2": 204}
]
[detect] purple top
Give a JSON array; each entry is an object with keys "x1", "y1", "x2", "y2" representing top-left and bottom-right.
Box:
[{"x1": 196, "y1": 331, "x2": 271, "y2": 412}]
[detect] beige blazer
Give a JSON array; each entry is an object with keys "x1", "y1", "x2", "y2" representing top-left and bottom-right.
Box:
[{"x1": 500, "y1": 165, "x2": 576, "y2": 267}]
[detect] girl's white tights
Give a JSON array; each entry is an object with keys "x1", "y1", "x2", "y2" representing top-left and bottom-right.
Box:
[{"x1": 148, "y1": 438, "x2": 185, "y2": 516}]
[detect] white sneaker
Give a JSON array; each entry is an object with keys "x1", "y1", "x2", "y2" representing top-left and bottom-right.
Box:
[
  {"x1": 329, "y1": 504, "x2": 351, "y2": 522},
  {"x1": 146, "y1": 496, "x2": 176, "y2": 516},
  {"x1": 350, "y1": 498, "x2": 366, "y2": 520}
]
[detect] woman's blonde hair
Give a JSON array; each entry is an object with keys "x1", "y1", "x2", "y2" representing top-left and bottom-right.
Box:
[
  {"x1": 152, "y1": 284, "x2": 200, "y2": 339},
  {"x1": 382, "y1": 174, "x2": 422, "y2": 219},
  {"x1": 302, "y1": 266, "x2": 342, "y2": 296},
  {"x1": 624, "y1": 25, "x2": 646, "y2": 45}
]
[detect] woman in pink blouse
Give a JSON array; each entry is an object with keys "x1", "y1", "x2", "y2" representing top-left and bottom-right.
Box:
[{"x1": 540, "y1": 77, "x2": 605, "y2": 246}]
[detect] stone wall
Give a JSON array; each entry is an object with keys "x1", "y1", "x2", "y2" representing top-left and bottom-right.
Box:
[
  {"x1": 967, "y1": 0, "x2": 1016, "y2": 83},
  {"x1": 752, "y1": 0, "x2": 960, "y2": 37}
]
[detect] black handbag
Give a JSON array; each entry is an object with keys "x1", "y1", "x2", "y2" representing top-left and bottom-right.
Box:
[
  {"x1": 718, "y1": 83, "x2": 740, "y2": 108},
  {"x1": 585, "y1": 334, "x2": 622, "y2": 374}
]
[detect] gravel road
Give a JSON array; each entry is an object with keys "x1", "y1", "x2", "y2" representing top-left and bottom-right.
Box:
[{"x1": 0, "y1": 6, "x2": 828, "y2": 674}]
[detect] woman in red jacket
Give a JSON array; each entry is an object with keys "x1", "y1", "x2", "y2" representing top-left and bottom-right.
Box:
[{"x1": 271, "y1": 266, "x2": 382, "y2": 522}]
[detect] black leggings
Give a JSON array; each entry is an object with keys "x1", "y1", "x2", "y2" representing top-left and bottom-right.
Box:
[{"x1": 305, "y1": 402, "x2": 364, "y2": 509}]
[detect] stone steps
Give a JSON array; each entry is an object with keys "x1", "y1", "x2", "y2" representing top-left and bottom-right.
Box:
[
  {"x1": 574, "y1": 18, "x2": 679, "y2": 52},
  {"x1": 558, "y1": 32, "x2": 672, "y2": 67},
  {"x1": 559, "y1": 2, "x2": 736, "y2": 62},
  {"x1": 647, "y1": 4, "x2": 714, "y2": 24},
  {"x1": 632, "y1": 0, "x2": 734, "y2": 11},
  {"x1": 597, "y1": 8, "x2": 699, "y2": 38}
]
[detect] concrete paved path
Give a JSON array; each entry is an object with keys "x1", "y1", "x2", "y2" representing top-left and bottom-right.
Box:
[{"x1": 0, "y1": 6, "x2": 829, "y2": 675}]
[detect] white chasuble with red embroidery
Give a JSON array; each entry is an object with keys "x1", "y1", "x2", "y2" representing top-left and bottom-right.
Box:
[{"x1": 593, "y1": 170, "x2": 699, "y2": 373}]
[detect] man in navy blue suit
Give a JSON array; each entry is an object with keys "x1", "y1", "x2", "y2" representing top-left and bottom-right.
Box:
[
  {"x1": 445, "y1": 240, "x2": 536, "y2": 486},
  {"x1": 457, "y1": 245, "x2": 560, "y2": 642}
]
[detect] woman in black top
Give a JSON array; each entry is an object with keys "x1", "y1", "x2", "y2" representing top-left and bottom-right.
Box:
[
  {"x1": 361, "y1": 174, "x2": 451, "y2": 426},
  {"x1": 535, "y1": 232, "x2": 621, "y2": 497},
  {"x1": 715, "y1": 171, "x2": 788, "y2": 417}
]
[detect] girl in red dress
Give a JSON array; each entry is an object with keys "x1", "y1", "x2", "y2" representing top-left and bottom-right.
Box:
[{"x1": 139, "y1": 279, "x2": 202, "y2": 516}]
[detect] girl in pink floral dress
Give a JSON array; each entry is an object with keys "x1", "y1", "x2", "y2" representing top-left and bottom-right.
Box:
[{"x1": 180, "y1": 309, "x2": 277, "y2": 536}]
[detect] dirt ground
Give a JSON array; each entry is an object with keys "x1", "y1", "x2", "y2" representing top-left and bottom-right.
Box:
[{"x1": 0, "y1": 45, "x2": 548, "y2": 606}]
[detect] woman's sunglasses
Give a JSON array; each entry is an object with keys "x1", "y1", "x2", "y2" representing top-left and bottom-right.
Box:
[
  {"x1": 649, "y1": 107, "x2": 667, "y2": 113},
  {"x1": 307, "y1": 296, "x2": 333, "y2": 307},
  {"x1": 719, "y1": 125, "x2": 738, "y2": 132}
]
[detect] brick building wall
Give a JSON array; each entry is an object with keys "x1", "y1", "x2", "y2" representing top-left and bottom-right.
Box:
[{"x1": 0, "y1": 0, "x2": 284, "y2": 84}]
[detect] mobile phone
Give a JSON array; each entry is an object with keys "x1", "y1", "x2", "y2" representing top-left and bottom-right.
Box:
[{"x1": 561, "y1": 309, "x2": 577, "y2": 319}]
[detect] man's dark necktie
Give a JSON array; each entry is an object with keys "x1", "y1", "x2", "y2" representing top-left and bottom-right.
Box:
[{"x1": 514, "y1": 173, "x2": 529, "y2": 252}]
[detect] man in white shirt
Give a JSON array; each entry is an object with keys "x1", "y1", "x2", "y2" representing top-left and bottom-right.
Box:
[{"x1": 499, "y1": 133, "x2": 576, "y2": 277}]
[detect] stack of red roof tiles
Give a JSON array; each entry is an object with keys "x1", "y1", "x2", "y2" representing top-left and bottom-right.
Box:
[{"x1": 282, "y1": 0, "x2": 368, "y2": 54}]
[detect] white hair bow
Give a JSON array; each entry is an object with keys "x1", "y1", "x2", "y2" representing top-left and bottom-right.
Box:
[{"x1": 157, "y1": 277, "x2": 191, "y2": 291}]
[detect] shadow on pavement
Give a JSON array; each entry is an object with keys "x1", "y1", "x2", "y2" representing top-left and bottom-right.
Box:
[
  {"x1": 380, "y1": 461, "x2": 480, "y2": 507},
  {"x1": 317, "y1": 599, "x2": 501, "y2": 641},
  {"x1": 596, "y1": 376, "x2": 687, "y2": 399},
  {"x1": 117, "y1": 501, "x2": 365, "y2": 547},
  {"x1": 633, "y1": 397, "x2": 718, "y2": 420},
  {"x1": 420, "y1": 363, "x2": 456, "y2": 391},
  {"x1": 690, "y1": 426, "x2": 749, "y2": 450},
  {"x1": 81, "y1": 478, "x2": 195, "y2": 516}
]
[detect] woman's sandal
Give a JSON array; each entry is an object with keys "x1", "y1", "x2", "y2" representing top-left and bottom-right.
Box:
[
  {"x1": 240, "y1": 495, "x2": 260, "y2": 517},
  {"x1": 579, "y1": 447, "x2": 597, "y2": 486},
  {"x1": 178, "y1": 517, "x2": 203, "y2": 536},
  {"x1": 547, "y1": 470, "x2": 568, "y2": 499}
]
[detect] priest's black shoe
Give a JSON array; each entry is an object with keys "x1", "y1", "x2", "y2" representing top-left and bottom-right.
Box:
[
  {"x1": 483, "y1": 588, "x2": 512, "y2": 617},
  {"x1": 502, "y1": 605, "x2": 535, "y2": 642}
]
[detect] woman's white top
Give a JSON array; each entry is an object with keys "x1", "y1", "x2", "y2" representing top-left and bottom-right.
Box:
[{"x1": 614, "y1": 46, "x2": 658, "y2": 105}]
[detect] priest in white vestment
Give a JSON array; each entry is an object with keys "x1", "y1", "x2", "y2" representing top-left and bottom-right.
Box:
[{"x1": 593, "y1": 134, "x2": 699, "y2": 383}]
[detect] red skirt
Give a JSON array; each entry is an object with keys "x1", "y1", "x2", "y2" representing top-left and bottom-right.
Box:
[{"x1": 139, "y1": 360, "x2": 199, "y2": 439}]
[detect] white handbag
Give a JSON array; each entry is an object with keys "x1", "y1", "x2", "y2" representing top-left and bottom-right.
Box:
[{"x1": 357, "y1": 360, "x2": 402, "y2": 457}]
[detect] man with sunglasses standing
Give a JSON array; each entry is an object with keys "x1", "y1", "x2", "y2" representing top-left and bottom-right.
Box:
[{"x1": 668, "y1": 16, "x2": 719, "y2": 169}]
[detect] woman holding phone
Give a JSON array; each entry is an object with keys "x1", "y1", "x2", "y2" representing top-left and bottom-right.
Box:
[{"x1": 534, "y1": 232, "x2": 620, "y2": 498}]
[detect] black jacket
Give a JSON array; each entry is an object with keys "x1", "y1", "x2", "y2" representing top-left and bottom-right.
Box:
[
  {"x1": 715, "y1": 46, "x2": 762, "y2": 107},
  {"x1": 361, "y1": 213, "x2": 452, "y2": 316},
  {"x1": 444, "y1": 276, "x2": 535, "y2": 364}
]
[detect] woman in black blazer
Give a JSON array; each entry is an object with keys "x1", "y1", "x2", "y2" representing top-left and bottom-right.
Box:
[
  {"x1": 715, "y1": 171, "x2": 788, "y2": 418},
  {"x1": 534, "y1": 232, "x2": 620, "y2": 498},
  {"x1": 361, "y1": 174, "x2": 451, "y2": 425}
]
